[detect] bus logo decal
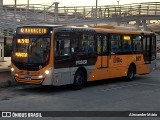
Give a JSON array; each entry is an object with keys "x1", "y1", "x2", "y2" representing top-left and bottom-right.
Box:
[
  {"x1": 113, "y1": 56, "x2": 123, "y2": 63},
  {"x1": 76, "y1": 60, "x2": 87, "y2": 65}
]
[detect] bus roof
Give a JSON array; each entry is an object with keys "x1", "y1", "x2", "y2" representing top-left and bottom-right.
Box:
[
  {"x1": 93, "y1": 25, "x2": 155, "y2": 35},
  {"x1": 93, "y1": 25, "x2": 137, "y2": 30},
  {"x1": 55, "y1": 26, "x2": 154, "y2": 35},
  {"x1": 94, "y1": 28, "x2": 154, "y2": 35}
]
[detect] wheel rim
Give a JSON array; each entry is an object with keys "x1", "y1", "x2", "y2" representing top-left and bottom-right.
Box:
[
  {"x1": 128, "y1": 68, "x2": 134, "y2": 79},
  {"x1": 75, "y1": 75, "x2": 83, "y2": 85}
]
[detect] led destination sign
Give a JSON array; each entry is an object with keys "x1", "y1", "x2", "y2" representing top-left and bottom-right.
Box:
[
  {"x1": 17, "y1": 27, "x2": 48, "y2": 35},
  {"x1": 15, "y1": 52, "x2": 28, "y2": 57},
  {"x1": 17, "y1": 39, "x2": 29, "y2": 44}
]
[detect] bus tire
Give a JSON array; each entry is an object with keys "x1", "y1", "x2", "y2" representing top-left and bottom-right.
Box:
[
  {"x1": 72, "y1": 71, "x2": 85, "y2": 90},
  {"x1": 126, "y1": 65, "x2": 135, "y2": 81}
]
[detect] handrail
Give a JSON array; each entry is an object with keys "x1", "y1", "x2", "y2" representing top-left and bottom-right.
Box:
[{"x1": 0, "y1": 2, "x2": 159, "y2": 36}]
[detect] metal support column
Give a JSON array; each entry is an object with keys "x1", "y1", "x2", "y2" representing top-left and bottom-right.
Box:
[
  {"x1": 54, "y1": 2, "x2": 59, "y2": 22},
  {"x1": 136, "y1": 19, "x2": 141, "y2": 30},
  {"x1": 0, "y1": 42, "x2": 4, "y2": 62},
  {"x1": 142, "y1": 19, "x2": 147, "y2": 30}
]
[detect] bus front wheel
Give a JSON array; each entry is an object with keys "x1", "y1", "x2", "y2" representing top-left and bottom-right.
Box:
[
  {"x1": 72, "y1": 71, "x2": 85, "y2": 90},
  {"x1": 126, "y1": 65, "x2": 135, "y2": 81}
]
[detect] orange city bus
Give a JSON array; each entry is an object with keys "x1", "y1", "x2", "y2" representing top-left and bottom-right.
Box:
[{"x1": 11, "y1": 25, "x2": 156, "y2": 89}]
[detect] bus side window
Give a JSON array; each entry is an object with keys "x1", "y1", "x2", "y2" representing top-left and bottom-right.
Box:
[
  {"x1": 133, "y1": 35, "x2": 142, "y2": 51},
  {"x1": 80, "y1": 34, "x2": 87, "y2": 53},
  {"x1": 102, "y1": 36, "x2": 108, "y2": 54},
  {"x1": 123, "y1": 41, "x2": 131, "y2": 51},
  {"x1": 97, "y1": 35, "x2": 101, "y2": 54},
  {"x1": 123, "y1": 35, "x2": 132, "y2": 52},
  {"x1": 88, "y1": 35, "x2": 96, "y2": 53},
  {"x1": 71, "y1": 33, "x2": 78, "y2": 53},
  {"x1": 111, "y1": 40, "x2": 118, "y2": 52},
  {"x1": 110, "y1": 34, "x2": 121, "y2": 52},
  {"x1": 81, "y1": 41, "x2": 87, "y2": 52},
  {"x1": 80, "y1": 33, "x2": 96, "y2": 54}
]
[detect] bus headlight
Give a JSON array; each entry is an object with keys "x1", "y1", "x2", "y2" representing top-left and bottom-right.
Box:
[
  {"x1": 38, "y1": 75, "x2": 44, "y2": 79},
  {"x1": 45, "y1": 70, "x2": 50, "y2": 75},
  {"x1": 41, "y1": 67, "x2": 53, "y2": 85},
  {"x1": 11, "y1": 67, "x2": 14, "y2": 72}
]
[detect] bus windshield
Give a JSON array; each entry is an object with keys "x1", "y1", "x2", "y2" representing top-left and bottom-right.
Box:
[{"x1": 12, "y1": 37, "x2": 50, "y2": 64}]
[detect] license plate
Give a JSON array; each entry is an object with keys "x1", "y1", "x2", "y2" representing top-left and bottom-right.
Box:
[{"x1": 25, "y1": 76, "x2": 31, "y2": 80}]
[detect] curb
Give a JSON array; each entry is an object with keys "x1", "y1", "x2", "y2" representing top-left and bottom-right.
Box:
[
  {"x1": 0, "y1": 69, "x2": 10, "y2": 73},
  {"x1": 0, "y1": 71, "x2": 17, "y2": 88}
]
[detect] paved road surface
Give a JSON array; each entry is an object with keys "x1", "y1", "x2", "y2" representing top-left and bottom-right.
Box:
[{"x1": 0, "y1": 69, "x2": 160, "y2": 120}]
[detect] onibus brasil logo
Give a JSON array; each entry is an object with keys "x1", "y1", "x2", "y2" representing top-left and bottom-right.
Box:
[{"x1": 2, "y1": 112, "x2": 42, "y2": 118}]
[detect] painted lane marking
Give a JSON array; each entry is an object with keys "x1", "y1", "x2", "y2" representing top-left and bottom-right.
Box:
[{"x1": 101, "y1": 83, "x2": 139, "y2": 92}]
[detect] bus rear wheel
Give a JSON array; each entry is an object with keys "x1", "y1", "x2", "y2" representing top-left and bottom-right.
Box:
[
  {"x1": 126, "y1": 65, "x2": 135, "y2": 81},
  {"x1": 72, "y1": 71, "x2": 85, "y2": 90}
]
